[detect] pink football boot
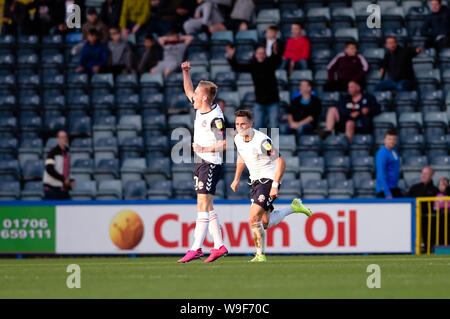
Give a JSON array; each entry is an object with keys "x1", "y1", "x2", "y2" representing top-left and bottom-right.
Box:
[
  {"x1": 177, "y1": 249, "x2": 204, "y2": 263},
  {"x1": 204, "y1": 245, "x2": 229, "y2": 263}
]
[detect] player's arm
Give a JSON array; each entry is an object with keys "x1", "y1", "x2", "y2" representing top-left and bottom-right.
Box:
[
  {"x1": 192, "y1": 118, "x2": 227, "y2": 153},
  {"x1": 181, "y1": 61, "x2": 194, "y2": 102},
  {"x1": 231, "y1": 154, "x2": 245, "y2": 192},
  {"x1": 261, "y1": 139, "x2": 285, "y2": 199}
]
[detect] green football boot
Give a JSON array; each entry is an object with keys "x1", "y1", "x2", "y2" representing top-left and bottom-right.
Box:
[{"x1": 290, "y1": 198, "x2": 312, "y2": 217}]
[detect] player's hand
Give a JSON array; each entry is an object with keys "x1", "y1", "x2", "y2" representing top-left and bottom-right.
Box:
[
  {"x1": 361, "y1": 107, "x2": 369, "y2": 115},
  {"x1": 230, "y1": 179, "x2": 239, "y2": 192},
  {"x1": 181, "y1": 61, "x2": 191, "y2": 72},
  {"x1": 269, "y1": 187, "x2": 278, "y2": 200},
  {"x1": 192, "y1": 143, "x2": 202, "y2": 153},
  {"x1": 132, "y1": 23, "x2": 141, "y2": 34}
]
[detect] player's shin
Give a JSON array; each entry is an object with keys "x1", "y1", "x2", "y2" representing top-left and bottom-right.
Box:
[
  {"x1": 251, "y1": 221, "x2": 266, "y2": 255},
  {"x1": 208, "y1": 210, "x2": 224, "y2": 249},
  {"x1": 191, "y1": 212, "x2": 209, "y2": 251},
  {"x1": 267, "y1": 206, "x2": 294, "y2": 228}
]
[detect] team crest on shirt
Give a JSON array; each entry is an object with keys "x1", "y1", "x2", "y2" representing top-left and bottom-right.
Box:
[
  {"x1": 258, "y1": 194, "x2": 265, "y2": 203},
  {"x1": 262, "y1": 141, "x2": 272, "y2": 151},
  {"x1": 215, "y1": 119, "x2": 223, "y2": 129}
]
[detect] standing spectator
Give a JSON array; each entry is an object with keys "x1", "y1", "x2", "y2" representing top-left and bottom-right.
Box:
[
  {"x1": 50, "y1": 0, "x2": 86, "y2": 36},
  {"x1": 375, "y1": 129, "x2": 401, "y2": 198},
  {"x1": 137, "y1": 34, "x2": 163, "y2": 74},
  {"x1": 323, "y1": 81, "x2": 381, "y2": 142},
  {"x1": 151, "y1": 30, "x2": 193, "y2": 78},
  {"x1": 286, "y1": 80, "x2": 322, "y2": 139},
  {"x1": 43, "y1": 130, "x2": 74, "y2": 200},
  {"x1": 76, "y1": 28, "x2": 108, "y2": 75},
  {"x1": 375, "y1": 36, "x2": 422, "y2": 91},
  {"x1": 100, "y1": 0, "x2": 123, "y2": 28},
  {"x1": 218, "y1": 0, "x2": 255, "y2": 32},
  {"x1": 226, "y1": 43, "x2": 282, "y2": 130},
  {"x1": 183, "y1": 0, "x2": 229, "y2": 34},
  {"x1": 407, "y1": 166, "x2": 439, "y2": 197},
  {"x1": 261, "y1": 25, "x2": 284, "y2": 58},
  {"x1": 119, "y1": 0, "x2": 151, "y2": 40},
  {"x1": 149, "y1": 0, "x2": 197, "y2": 36},
  {"x1": 3, "y1": 0, "x2": 37, "y2": 35},
  {"x1": 325, "y1": 41, "x2": 369, "y2": 92},
  {"x1": 421, "y1": 0, "x2": 450, "y2": 50},
  {"x1": 281, "y1": 23, "x2": 310, "y2": 73},
  {"x1": 108, "y1": 26, "x2": 134, "y2": 76}
]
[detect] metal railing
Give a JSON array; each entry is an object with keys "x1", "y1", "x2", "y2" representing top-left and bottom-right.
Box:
[{"x1": 416, "y1": 196, "x2": 450, "y2": 255}]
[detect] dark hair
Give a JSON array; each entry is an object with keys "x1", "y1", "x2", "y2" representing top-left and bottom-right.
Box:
[
  {"x1": 56, "y1": 130, "x2": 67, "y2": 138},
  {"x1": 145, "y1": 34, "x2": 155, "y2": 41},
  {"x1": 348, "y1": 80, "x2": 361, "y2": 87},
  {"x1": 385, "y1": 128, "x2": 397, "y2": 137},
  {"x1": 167, "y1": 29, "x2": 178, "y2": 36},
  {"x1": 87, "y1": 7, "x2": 98, "y2": 15},
  {"x1": 234, "y1": 110, "x2": 253, "y2": 121},
  {"x1": 267, "y1": 25, "x2": 278, "y2": 32},
  {"x1": 301, "y1": 80, "x2": 312, "y2": 87},
  {"x1": 345, "y1": 41, "x2": 357, "y2": 48},
  {"x1": 292, "y1": 22, "x2": 304, "y2": 29},
  {"x1": 88, "y1": 28, "x2": 99, "y2": 37},
  {"x1": 385, "y1": 36, "x2": 397, "y2": 42},
  {"x1": 109, "y1": 26, "x2": 120, "y2": 33}
]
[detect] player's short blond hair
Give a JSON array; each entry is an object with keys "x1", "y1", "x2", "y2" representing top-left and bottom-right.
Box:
[{"x1": 198, "y1": 81, "x2": 218, "y2": 102}]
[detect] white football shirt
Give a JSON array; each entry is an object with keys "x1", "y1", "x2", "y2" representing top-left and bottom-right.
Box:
[
  {"x1": 193, "y1": 104, "x2": 225, "y2": 165},
  {"x1": 234, "y1": 129, "x2": 277, "y2": 181}
]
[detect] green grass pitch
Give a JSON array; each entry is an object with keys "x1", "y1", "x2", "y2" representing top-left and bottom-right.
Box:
[{"x1": 1, "y1": 255, "x2": 449, "y2": 299}]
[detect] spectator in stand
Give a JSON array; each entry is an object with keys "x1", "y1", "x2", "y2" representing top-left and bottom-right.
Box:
[
  {"x1": 286, "y1": 80, "x2": 322, "y2": 140},
  {"x1": 151, "y1": 30, "x2": 194, "y2": 79},
  {"x1": 82, "y1": 8, "x2": 109, "y2": 43},
  {"x1": 281, "y1": 23, "x2": 310, "y2": 73},
  {"x1": 148, "y1": 0, "x2": 197, "y2": 36},
  {"x1": 183, "y1": 0, "x2": 231, "y2": 34},
  {"x1": 119, "y1": 0, "x2": 151, "y2": 40},
  {"x1": 226, "y1": 42, "x2": 282, "y2": 130},
  {"x1": 3, "y1": 0, "x2": 38, "y2": 35},
  {"x1": 137, "y1": 34, "x2": 163, "y2": 74},
  {"x1": 375, "y1": 36, "x2": 422, "y2": 92},
  {"x1": 43, "y1": 130, "x2": 74, "y2": 200},
  {"x1": 76, "y1": 28, "x2": 108, "y2": 75},
  {"x1": 100, "y1": 0, "x2": 123, "y2": 28},
  {"x1": 421, "y1": 0, "x2": 450, "y2": 50},
  {"x1": 325, "y1": 41, "x2": 369, "y2": 92},
  {"x1": 51, "y1": 0, "x2": 86, "y2": 36},
  {"x1": 375, "y1": 129, "x2": 401, "y2": 198},
  {"x1": 323, "y1": 80, "x2": 381, "y2": 142},
  {"x1": 435, "y1": 177, "x2": 450, "y2": 210},
  {"x1": 215, "y1": 0, "x2": 255, "y2": 32},
  {"x1": 261, "y1": 25, "x2": 284, "y2": 58},
  {"x1": 215, "y1": 98, "x2": 230, "y2": 128},
  {"x1": 407, "y1": 166, "x2": 439, "y2": 197},
  {"x1": 108, "y1": 26, "x2": 134, "y2": 76}
]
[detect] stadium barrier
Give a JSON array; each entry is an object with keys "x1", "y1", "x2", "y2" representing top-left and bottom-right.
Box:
[
  {"x1": 0, "y1": 199, "x2": 415, "y2": 255},
  {"x1": 415, "y1": 196, "x2": 450, "y2": 255}
]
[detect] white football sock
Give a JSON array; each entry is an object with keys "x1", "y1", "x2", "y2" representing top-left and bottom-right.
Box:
[
  {"x1": 251, "y1": 221, "x2": 266, "y2": 255},
  {"x1": 208, "y1": 210, "x2": 224, "y2": 249},
  {"x1": 267, "y1": 206, "x2": 294, "y2": 229},
  {"x1": 190, "y1": 212, "x2": 209, "y2": 251}
]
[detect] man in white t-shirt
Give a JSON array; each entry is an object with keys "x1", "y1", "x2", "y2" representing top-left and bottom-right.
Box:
[
  {"x1": 231, "y1": 110, "x2": 312, "y2": 262},
  {"x1": 177, "y1": 61, "x2": 229, "y2": 263}
]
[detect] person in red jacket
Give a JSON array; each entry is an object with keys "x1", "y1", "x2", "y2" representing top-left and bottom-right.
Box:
[
  {"x1": 281, "y1": 22, "x2": 310, "y2": 74},
  {"x1": 325, "y1": 41, "x2": 369, "y2": 92}
]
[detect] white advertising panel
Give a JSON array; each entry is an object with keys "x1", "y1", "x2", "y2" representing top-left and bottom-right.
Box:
[{"x1": 56, "y1": 202, "x2": 413, "y2": 254}]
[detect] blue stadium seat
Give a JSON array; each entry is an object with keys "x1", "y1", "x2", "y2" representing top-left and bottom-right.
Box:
[
  {"x1": 116, "y1": 73, "x2": 138, "y2": 88},
  {"x1": 323, "y1": 134, "x2": 348, "y2": 157},
  {"x1": 306, "y1": 7, "x2": 330, "y2": 30},
  {"x1": 297, "y1": 134, "x2": 322, "y2": 155},
  {"x1": 168, "y1": 114, "x2": 193, "y2": 131},
  {"x1": 235, "y1": 30, "x2": 259, "y2": 45},
  {"x1": 172, "y1": 162, "x2": 194, "y2": 183},
  {"x1": 303, "y1": 179, "x2": 328, "y2": 199},
  {"x1": 0, "y1": 71, "x2": 15, "y2": 89},
  {"x1": 119, "y1": 136, "x2": 144, "y2": 160},
  {"x1": 140, "y1": 73, "x2": 164, "y2": 90},
  {"x1": 17, "y1": 50, "x2": 39, "y2": 67},
  {"x1": 67, "y1": 73, "x2": 89, "y2": 88},
  {"x1": 19, "y1": 138, "x2": 43, "y2": 156},
  {"x1": 69, "y1": 116, "x2": 92, "y2": 137},
  {"x1": 331, "y1": 7, "x2": 355, "y2": 29},
  {"x1": 328, "y1": 179, "x2": 354, "y2": 198},
  {"x1": 41, "y1": 50, "x2": 64, "y2": 68},
  {"x1": 71, "y1": 180, "x2": 96, "y2": 200},
  {"x1": 144, "y1": 157, "x2": 171, "y2": 183},
  {"x1": 21, "y1": 159, "x2": 44, "y2": 182},
  {"x1": 71, "y1": 158, "x2": 94, "y2": 181},
  {"x1": 0, "y1": 180, "x2": 20, "y2": 200},
  {"x1": 399, "y1": 134, "x2": 424, "y2": 157},
  {"x1": 44, "y1": 115, "x2": 66, "y2": 134},
  {"x1": 21, "y1": 181, "x2": 44, "y2": 200},
  {"x1": 94, "y1": 137, "x2": 118, "y2": 159},
  {"x1": 0, "y1": 94, "x2": 16, "y2": 111},
  {"x1": 283, "y1": 156, "x2": 300, "y2": 180},
  {"x1": 402, "y1": 155, "x2": 428, "y2": 186},
  {"x1": 0, "y1": 138, "x2": 18, "y2": 158},
  {"x1": 121, "y1": 158, "x2": 146, "y2": 182},
  {"x1": 123, "y1": 180, "x2": 147, "y2": 200},
  {"x1": 0, "y1": 116, "x2": 17, "y2": 135},
  {"x1": 351, "y1": 156, "x2": 375, "y2": 173},
  {"x1": 91, "y1": 90, "x2": 115, "y2": 110},
  {"x1": 143, "y1": 114, "x2": 167, "y2": 132},
  {"x1": 299, "y1": 156, "x2": 324, "y2": 183},
  {"x1": 140, "y1": 92, "x2": 164, "y2": 110},
  {"x1": 71, "y1": 138, "x2": 93, "y2": 156},
  {"x1": 91, "y1": 73, "x2": 114, "y2": 89},
  {"x1": 278, "y1": 179, "x2": 302, "y2": 199},
  {"x1": 354, "y1": 178, "x2": 376, "y2": 198},
  {"x1": 211, "y1": 31, "x2": 234, "y2": 45},
  {"x1": 279, "y1": 135, "x2": 297, "y2": 156},
  {"x1": 148, "y1": 179, "x2": 173, "y2": 199},
  {"x1": 18, "y1": 72, "x2": 40, "y2": 89},
  {"x1": 144, "y1": 135, "x2": 169, "y2": 156},
  {"x1": 226, "y1": 180, "x2": 250, "y2": 199},
  {"x1": 166, "y1": 93, "x2": 191, "y2": 114},
  {"x1": 308, "y1": 28, "x2": 333, "y2": 50},
  {"x1": 96, "y1": 180, "x2": 122, "y2": 200},
  {"x1": 94, "y1": 158, "x2": 120, "y2": 182}
]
